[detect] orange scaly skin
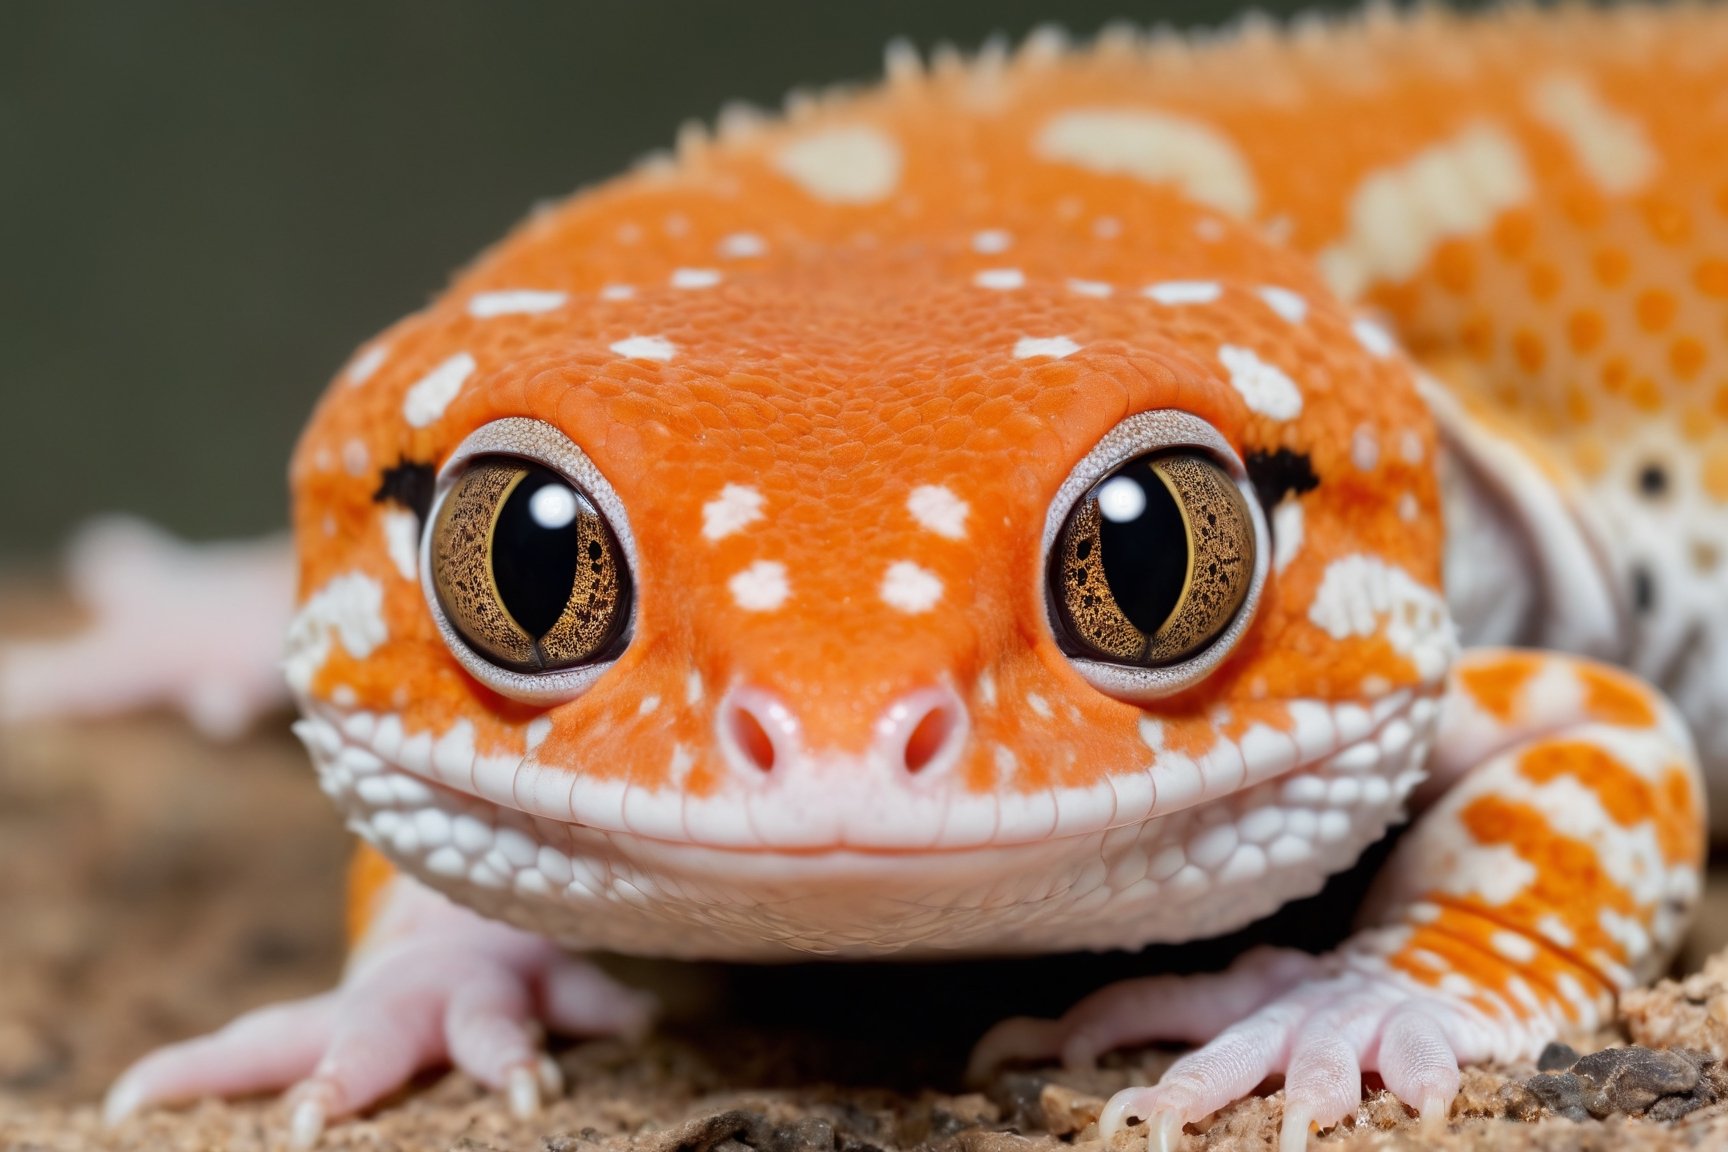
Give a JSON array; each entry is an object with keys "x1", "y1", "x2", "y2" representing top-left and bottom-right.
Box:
[{"x1": 97, "y1": 7, "x2": 1718, "y2": 1150}]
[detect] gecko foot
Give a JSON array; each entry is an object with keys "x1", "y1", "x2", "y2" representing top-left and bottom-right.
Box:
[
  {"x1": 974, "y1": 949, "x2": 1483, "y2": 1150},
  {"x1": 104, "y1": 897, "x2": 654, "y2": 1146}
]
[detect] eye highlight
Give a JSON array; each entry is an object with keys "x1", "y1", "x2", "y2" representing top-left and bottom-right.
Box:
[
  {"x1": 430, "y1": 457, "x2": 629, "y2": 672},
  {"x1": 1051, "y1": 451, "x2": 1254, "y2": 667}
]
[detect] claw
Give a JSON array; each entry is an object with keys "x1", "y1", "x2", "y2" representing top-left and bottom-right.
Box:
[
  {"x1": 506, "y1": 1064, "x2": 541, "y2": 1119},
  {"x1": 1278, "y1": 1102, "x2": 1314, "y2": 1152},
  {"x1": 288, "y1": 1094, "x2": 327, "y2": 1150},
  {"x1": 537, "y1": 1053, "x2": 564, "y2": 1099},
  {"x1": 101, "y1": 1078, "x2": 144, "y2": 1127},
  {"x1": 1418, "y1": 1092, "x2": 1450, "y2": 1134},
  {"x1": 1147, "y1": 1111, "x2": 1186, "y2": 1152}
]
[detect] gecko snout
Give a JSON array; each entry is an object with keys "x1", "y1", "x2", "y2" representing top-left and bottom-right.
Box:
[{"x1": 717, "y1": 684, "x2": 969, "y2": 779}]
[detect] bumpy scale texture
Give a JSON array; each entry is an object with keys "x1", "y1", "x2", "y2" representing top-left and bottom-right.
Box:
[{"x1": 102, "y1": 6, "x2": 1726, "y2": 1150}]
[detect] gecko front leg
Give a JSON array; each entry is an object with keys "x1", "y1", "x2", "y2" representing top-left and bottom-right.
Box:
[
  {"x1": 975, "y1": 650, "x2": 1705, "y2": 1150},
  {"x1": 104, "y1": 847, "x2": 654, "y2": 1146}
]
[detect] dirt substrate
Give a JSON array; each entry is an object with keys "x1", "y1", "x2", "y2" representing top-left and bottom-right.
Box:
[{"x1": 4, "y1": 577, "x2": 1728, "y2": 1151}]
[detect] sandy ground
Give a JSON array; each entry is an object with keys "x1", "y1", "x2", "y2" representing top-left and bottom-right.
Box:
[{"x1": 4, "y1": 574, "x2": 1728, "y2": 1151}]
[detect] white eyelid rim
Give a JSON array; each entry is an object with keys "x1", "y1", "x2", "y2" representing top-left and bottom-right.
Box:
[
  {"x1": 1041, "y1": 409, "x2": 1270, "y2": 702},
  {"x1": 419, "y1": 417, "x2": 639, "y2": 706}
]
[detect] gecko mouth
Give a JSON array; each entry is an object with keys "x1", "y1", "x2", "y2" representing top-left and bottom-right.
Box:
[
  {"x1": 298, "y1": 688, "x2": 1439, "y2": 856},
  {"x1": 295, "y1": 688, "x2": 1441, "y2": 957}
]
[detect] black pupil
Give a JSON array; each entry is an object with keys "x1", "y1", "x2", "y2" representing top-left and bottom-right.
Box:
[
  {"x1": 1096, "y1": 459, "x2": 1189, "y2": 635},
  {"x1": 492, "y1": 466, "x2": 582, "y2": 638}
]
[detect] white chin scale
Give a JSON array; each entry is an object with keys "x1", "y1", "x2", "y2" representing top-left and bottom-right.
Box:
[{"x1": 294, "y1": 686, "x2": 1440, "y2": 961}]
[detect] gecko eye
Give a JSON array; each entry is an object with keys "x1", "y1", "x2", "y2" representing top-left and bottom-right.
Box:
[
  {"x1": 1042, "y1": 411, "x2": 1270, "y2": 704},
  {"x1": 1051, "y1": 451, "x2": 1255, "y2": 667},
  {"x1": 430, "y1": 457, "x2": 630, "y2": 673}
]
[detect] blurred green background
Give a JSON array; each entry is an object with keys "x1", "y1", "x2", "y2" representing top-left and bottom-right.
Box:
[{"x1": 0, "y1": 0, "x2": 1351, "y2": 562}]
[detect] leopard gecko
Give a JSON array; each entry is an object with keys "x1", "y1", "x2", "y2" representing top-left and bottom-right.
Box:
[{"x1": 6, "y1": 6, "x2": 1725, "y2": 1151}]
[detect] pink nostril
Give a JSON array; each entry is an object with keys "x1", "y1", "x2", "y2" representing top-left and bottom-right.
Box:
[
  {"x1": 718, "y1": 687, "x2": 800, "y2": 776},
  {"x1": 880, "y1": 688, "x2": 969, "y2": 777}
]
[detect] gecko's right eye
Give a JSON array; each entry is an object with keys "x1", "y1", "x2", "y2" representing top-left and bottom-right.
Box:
[{"x1": 429, "y1": 456, "x2": 631, "y2": 674}]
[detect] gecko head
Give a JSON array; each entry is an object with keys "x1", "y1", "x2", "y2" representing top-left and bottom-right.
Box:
[{"x1": 283, "y1": 95, "x2": 1454, "y2": 951}]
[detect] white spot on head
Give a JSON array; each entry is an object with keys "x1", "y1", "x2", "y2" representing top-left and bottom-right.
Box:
[
  {"x1": 638, "y1": 695, "x2": 661, "y2": 717},
  {"x1": 974, "y1": 268, "x2": 1025, "y2": 290},
  {"x1": 702, "y1": 484, "x2": 766, "y2": 541},
  {"x1": 1025, "y1": 692, "x2": 1053, "y2": 719},
  {"x1": 717, "y1": 232, "x2": 767, "y2": 259},
  {"x1": 670, "y1": 267, "x2": 722, "y2": 290},
  {"x1": 1013, "y1": 335, "x2": 1080, "y2": 360},
  {"x1": 1218, "y1": 344, "x2": 1303, "y2": 421},
  {"x1": 774, "y1": 125, "x2": 902, "y2": 204},
  {"x1": 403, "y1": 352, "x2": 477, "y2": 428},
  {"x1": 1491, "y1": 930, "x2": 1539, "y2": 963},
  {"x1": 1527, "y1": 75, "x2": 1656, "y2": 195},
  {"x1": 1092, "y1": 216, "x2": 1122, "y2": 239},
  {"x1": 528, "y1": 484, "x2": 579, "y2": 529},
  {"x1": 1035, "y1": 108, "x2": 1258, "y2": 218},
  {"x1": 525, "y1": 716, "x2": 553, "y2": 752},
  {"x1": 729, "y1": 560, "x2": 790, "y2": 611},
  {"x1": 1353, "y1": 317, "x2": 1397, "y2": 358},
  {"x1": 685, "y1": 669, "x2": 704, "y2": 705},
  {"x1": 1307, "y1": 554, "x2": 1454, "y2": 683},
  {"x1": 1351, "y1": 426, "x2": 1380, "y2": 472},
  {"x1": 381, "y1": 509, "x2": 419, "y2": 581},
  {"x1": 610, "y1": 335, "x2": 677, "y2": 362},
  {"x1": 467, "y1": 289, "x2": 568, "y2": 318},
  {"x1": 1194, "y1": 217, "x2": 1226, "y2": 242},
  {"x1": 599, "y1": 284, "x2": 636, "y2": 301},
  {"x1": 1256, "y1": 286, "x2": 1308, "y2": 323},
  {"x1": 346, "y1": 344, "x2": 389, "y2": 386},
  {"x1": 1066, "y1": 278, "x2": 1114, "y2": 298},
  {"x1": 1399, "y1": 492, "x2": 1421, "y2": 522},
  {"x1": 342, "y1": 439, "x2": 370, "y2": 477},
  {"x1": 1097, "y1": 476, "x2": 1147, "y2": 523},
  {"x1": 907, "y1": 485, "x2": 968, "y2": 539},
  {"x1": 284, "y1": 573, "x2": 389, "y2": 694},
  {"x1": 1144, "y1": 280, "x2": 1221, "y2": 305},
  {"x1": 1399, "y1": 430, "x2": 1425, "y2": 464},
  {"x1": 1271, "y1": 500, "x2": 1304, "y2": 574},
  {"x1": 971, "y1": 229, "x2": 1013, "y2": 254},
  {"x1": 880, "y1": 561, "x2": 943, "y2": 613}
]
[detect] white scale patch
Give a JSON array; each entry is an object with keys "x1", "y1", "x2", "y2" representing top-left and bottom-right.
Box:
[
  {"x1": 467, "y1": 289, "x2": 568, "y2": 318},
  {"x1": 1034, "y1": 108, "x2": 1258, "y2": 219},
  {"x1": 1144, "y1": 280, "x2": 1221, "y2": 305},
  {"x1": 880, "y1": 561, "x2": 943, "y2": 613},
  {"x1": 1066, "y1": 278, "x2": 1114, "y2": 298},
  {"x1": 599, "y1": 284, "x2": 636, "y2": 301},
  {"x1": 346, "y1": 343, "x2": 389, "y2": 386},
  {"x1": 670, "y1": 267, "x2": 722, "y2": 290},
  {"x1": 403, "y1": 352, "x2": 476, "y2": 428},
  {"x1": 907, "y1": 485, "x2": 968, "y2": 540},
  {"x1": 1013, "y1": 335, "x2": 1080, "y2": 360},
  {"x1": 773, "y1": 125, "x2": 902, "y2": 204},
  {"x1": 284, "y1": 573, "x2": 388, "y2": 694},
  {"x1": 381, "y1": 509, "x2": 419, "y2": 582},
  {"x1": 1318, "y1": 123, "x2": 1532, "y2": 299},
  {"x1": 1257, "y1": 286, "x2": 1308, "y2": 323},
  {"x1": 1308, "y1": 554, "x2": 1454, "y2": 683},
  {"x1": 1527, "y1": 75, "x2": 1656, "y2": 196},
  {"x1": 717, "y1": 232, "x2": 767, "y2": 259},
  {"x1": 974, "y1": 268, "x2": 1025, "y2": 290},
  {"x1": 1272, "y1": 500, "x2": 1305, "y2": 574},
  {"x1": 702, "y1": 484, "x2": 766, "y2": 541},
  {"x1": 610, "y1": 334, "x2": 677, "y2": 362},
  {"x1": 1218, "y1": 344, "x2": 1303, "y2": 421},
  {"x1": 1353, "y1": 317, "x2": 1397, "y2": 358},
  {"x1": 729, "y1": 560, "x2": 790, "y2": 611},
  {"x1": 971, "y1": 229, "x2": 1012, "y2": 254}
]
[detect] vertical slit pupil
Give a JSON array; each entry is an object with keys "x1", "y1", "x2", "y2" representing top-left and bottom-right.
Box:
[
  {"x1": 1096, "y1": 461, "x2": 1189, "y2": 636},
  {"x1": 491, "y1": 466, "x2": 583, "y2": 639}
]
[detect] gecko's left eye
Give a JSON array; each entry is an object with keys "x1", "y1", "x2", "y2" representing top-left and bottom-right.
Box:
[
  {"x1": 1044, "y1": 411, "x2": 1269, "y2": 701},
  {"x1": 430, "y1": 457, "x2": 630, "y2": 674}
]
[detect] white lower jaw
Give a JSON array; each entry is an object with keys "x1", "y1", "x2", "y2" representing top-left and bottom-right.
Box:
[{"x1": 296, "y1": 688, "x2": 1441, "y2": 960}]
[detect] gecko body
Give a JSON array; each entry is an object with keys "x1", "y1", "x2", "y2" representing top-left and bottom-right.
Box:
[{"x1": 34, "y1": 6, "x2": 1727, "y2": 1150}]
